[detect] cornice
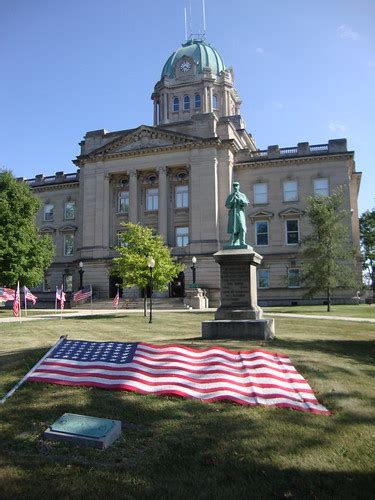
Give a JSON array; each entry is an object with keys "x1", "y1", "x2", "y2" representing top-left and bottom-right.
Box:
[
  {"x1": 74, "y1": 138, "x2": 223, "y2": 166},
  {"x1": 32, "y1": 182, "x2": 79, "y2": 192},
  {"x1": 234, "y1": 152, "x2": 354, "y2": 170}
]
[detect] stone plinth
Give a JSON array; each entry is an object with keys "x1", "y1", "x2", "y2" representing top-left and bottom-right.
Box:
[
  {"x1": 184, "y1": 287, "x2": 207, "y2": 309},
  {"x1": 202, "y1": 248, "x2": 275, "y2": 340}
]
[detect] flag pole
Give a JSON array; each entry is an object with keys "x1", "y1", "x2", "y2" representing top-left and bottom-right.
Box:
[
  {"x1": 0, "y1": 336, "x2": 67, "y2": 405},
  {"x1": 55, "y1": 286, "x2": 57, "y2": 315},
  {"x1": 60, "y1": 284, "x2": 63, "y2": 321},
  {"x1": 24, "y1": 286, "x2": 28, "y2": 318},
  {"x1": 18, "y1": 282, "x2": 22, "y2": 324},
  {"x1": 91, "y1": 284, "x2": 93, "y2": 315}
]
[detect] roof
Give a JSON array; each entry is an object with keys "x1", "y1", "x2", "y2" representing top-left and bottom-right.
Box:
[{"x1": 161, "y1": 39, "x2": 225, "y2": 79}]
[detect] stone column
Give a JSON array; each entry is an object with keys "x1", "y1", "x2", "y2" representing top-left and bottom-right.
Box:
[
  {"x1": 128, "y1": 170, "x2": 138, "y2": 223},
  {"x1": 158, "y1": 167, "x2": 168, "y2": 243},
  {"x1": 203, "y1": 86, "x2": 208, "y2": 112},
  {"x1": 208, "y1": 86, "x2": 213, "y2": 112},
  {"x1": 153, "y1": 99, "x2": 158, "y2": 125},
  {"x1": 163, "y1": 93, "x2": 168, "y2": 122}
]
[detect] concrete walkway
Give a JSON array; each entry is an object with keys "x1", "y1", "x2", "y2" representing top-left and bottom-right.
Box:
[{"x1": 1, "y1": 308, "x2": 375, "y2": 324}]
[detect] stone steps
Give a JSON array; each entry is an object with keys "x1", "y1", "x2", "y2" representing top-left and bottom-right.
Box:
[{"x1": 72, "y1": 297, "x2": 190, "y2": 310}]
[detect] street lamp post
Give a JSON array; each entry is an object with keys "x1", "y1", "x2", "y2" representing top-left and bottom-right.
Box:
[
  {"x1": 78, "y1": 261, "x2": 84, "y2": 290},
  {"x1": 191, "y1": 256, "x2": 197, "y2": 287},
  {"x1": 148, "y1": 256, "x2": 155, "y2": 324}
]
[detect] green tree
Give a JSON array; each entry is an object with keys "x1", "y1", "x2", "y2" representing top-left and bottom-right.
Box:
[
  {"x1": 111, "y1": 222, "x2": 184, "y2": 315},
  {"x1": 300, "y1": 187, "x2": 358, "y2": 311},
  {"x1": 359, "y1": 209, "x2": 375, "y2": 302},
  {"x1": 0, "y1": 170, "x2": 55, "y2": 287}
]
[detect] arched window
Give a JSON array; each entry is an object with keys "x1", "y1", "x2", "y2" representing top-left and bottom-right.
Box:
[
  {"x1": 173, "y1": 97, "x2": 179, "y2": 112},
  {"x1": 212, "y1": 94, "x2": 218, "y2": 110},
  {"x1": 194, "y1": 94, "x2": 201, "y2": 109},
  {"x1": 184, "y1": 95, "x2": 190, "y2": 111}
]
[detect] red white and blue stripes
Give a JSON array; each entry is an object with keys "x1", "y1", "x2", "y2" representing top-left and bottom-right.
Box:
[{"x1": 27, "y1": 340, "x2": 330, "y2": 415}]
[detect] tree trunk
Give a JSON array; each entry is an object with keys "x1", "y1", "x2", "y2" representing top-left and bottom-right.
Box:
[
  {"x1": 143, "y1": 288, "x2": 147, "y2": 317},
  {"x1": 327, "y1": 287, "x2": 331, "y2": 312}
]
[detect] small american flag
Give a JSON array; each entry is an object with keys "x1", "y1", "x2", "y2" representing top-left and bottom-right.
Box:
[
  {"x1": 0, "y1": 287, "x2": 15, "y2": 302},
  {"x1": 73, "y1": 285, "x2": 92, "y2": 304},
  {"x1": 23, "y1": 286, "x2": 37, "y2": 305},
  {"x1": 13, "y1": 282, "x2": 20, "y2": 317},
  {"x1": 112, "y1": 290, "x2": 120, "y2": 307},
  {"x1": 56, "y1": 287, "x2": 66, "y2": 310},
  {"x1": 27, "y1": 339, "x2": 330, "y2": 415}
]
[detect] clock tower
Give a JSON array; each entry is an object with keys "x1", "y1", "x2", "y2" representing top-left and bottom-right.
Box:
[{"x1": 152, "y1": 38, "x2": 242, "y2": 127}]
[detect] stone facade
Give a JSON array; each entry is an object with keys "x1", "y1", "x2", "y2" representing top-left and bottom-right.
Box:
[{"x1": 26, "y1": 39, "x2": 362, "y2": 306}]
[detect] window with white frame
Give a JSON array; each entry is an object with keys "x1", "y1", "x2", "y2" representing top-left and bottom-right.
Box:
[
  {"x1": 175, "y1": 185, "x2": 188, "y2": 208},
  {"x1": 63, "y1": 234, "x2": 74, "y2": 256},
  {"x1": 255, "y1": 221, "x2": 269, "y2": 246},
  {"x1": 253, "y1": 183, "x2": 268, "y2": 204},
  {"x1": 283, "y1": 180, "x2": 298, "y2": 202},
  {"x1": 117, "y1": 191, "x2": 129, "y2": 213},
  {"x1": 44, "y1": 203, "x2": 54, "y2": 221},
  {"x1": 64, "y1": 201, "x2": 76, "y2": 220},
  {"x1": 146, "y1": 188, "x2": 158, "y2": 211},
  {"x1": 194, "y1": 94, "x2": 201, "y2": 109},
  {"x1": 286, "y1": 219, "x2": 299, "y2": 245},
  {"x1": 258, "y1": 269, "x2": 270, "y2": 289},
  {"x1": 173, "y1": 97, "x2": 179, "y2": 112},
  {"x1": 176, "y1": 227, "x2": 189, "y2": 247},
  {"x1": 184, "y1": 95, "x2": 190, "y2": 111},
  {"x1": 314, "y1": 178, "x2": 329, "y2": 196},
  {"x1": 288, "y1": 268, "x2": 300, "y2": 288}
]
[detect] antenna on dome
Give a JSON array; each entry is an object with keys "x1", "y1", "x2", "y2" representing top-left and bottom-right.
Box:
[
  {"x1": 202, "y1": 0, "x2": 206, "y2": 34},
  {"x1": 184, "y1": 7, "x2": 188, "y2": 41}
]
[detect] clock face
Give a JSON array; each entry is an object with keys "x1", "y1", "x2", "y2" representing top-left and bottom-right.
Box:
[{"x1": 180, "y1": 60, "x2": 192, "y2": 73}]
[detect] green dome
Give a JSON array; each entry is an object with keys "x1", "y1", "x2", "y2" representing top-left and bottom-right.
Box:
[{"x1": 161, "y1": 39, "x2": 225, "y2": 79}]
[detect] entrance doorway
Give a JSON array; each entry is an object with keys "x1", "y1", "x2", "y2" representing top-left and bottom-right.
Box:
[
  {"x1": 170, "y1": 271, "x2": 185, "y2": 297},
  {"x1": 109, "y1": 276, "x2": 123, "y2": 298}
]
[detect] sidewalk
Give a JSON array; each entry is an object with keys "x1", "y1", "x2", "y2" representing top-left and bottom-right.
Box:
[{"x1": 1, "y1": 309, "x2": 375, "y2": 323}]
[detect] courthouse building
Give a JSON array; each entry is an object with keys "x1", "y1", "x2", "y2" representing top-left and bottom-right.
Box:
[{"x1": 27, "y1": 38, "x2": 362, "y2": 305}]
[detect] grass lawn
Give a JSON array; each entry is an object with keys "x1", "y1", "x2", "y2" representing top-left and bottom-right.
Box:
[
  {"x1": 0, "y1": 312, "x2": 374, "y2": 499},
  {"x1": 264, "y1": 304, "x2": 375, "y2": 319}
]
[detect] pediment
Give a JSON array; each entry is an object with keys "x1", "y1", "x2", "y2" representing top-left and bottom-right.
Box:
[
  {"x1": 87, "y1": 125, "x2": 199, "y2": 158},
  {"x1": 248, "y1": 210, "x2": 274, "y2": 222},
  {"x1": 278, "y1": 207, "x2": 304, "y2": 218},
  {"x1": 59, "y1": 225, "x2": 78, "y2": 233}
]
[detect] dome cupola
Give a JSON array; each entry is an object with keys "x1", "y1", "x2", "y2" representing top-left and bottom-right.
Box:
[{"x1": 161, "y1": 39, "x2": 225, "y2": 79}]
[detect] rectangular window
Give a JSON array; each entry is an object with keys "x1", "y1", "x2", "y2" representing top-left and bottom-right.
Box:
[
  {"x1": 175, "y1": 185, "x2": 189, "y2": 208},
  {"x1": 63, "y1": 234, "x2": 74, "y2": 256},
  {"x1": 255, "y1": 221, "x2": 269, "y2": 246},
  {"x1": 253, "y1": 183, "x2": 268, "y2": 204},
  {"x1": 258, "y1": 269, "x2": 270, "y2": 289},
  {"x1": 118, "y1": 191, "x2": 129, "y2": 213},
  {"x1": 176, "y1": 227, "x2": 189, "y2": 247},
  {"x1": 286, "y1": 219, "x2": 299, "y2": 245},
  {"x1": 288, "y1": 268, "x2": 300, "y2": 288},
  {"x1": 63, "y1": 274, "x2": 73, "y2": 292},
  {"x1": 146, "y1": 188, "x2": 158, "y2": 211},
  {"x1": 64, "y1": 201, "x2": 76, "y2": 220},
  {"x1": 116, "y1": 231, "x2": 127, "y2": 247},
  {"x1": 283, "y1": 181, "x2": 298, "y2": 202},
  {"x1": 44, "y1": 203, "x2": 54, "y2": 221},
  {"x1": 314, "y1": 178, "x2": 329, "y2": 197}
]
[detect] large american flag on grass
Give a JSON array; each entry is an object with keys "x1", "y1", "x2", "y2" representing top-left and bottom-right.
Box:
[{"x1": 27, "y1": 339, "x2": 330, "y2": 415}]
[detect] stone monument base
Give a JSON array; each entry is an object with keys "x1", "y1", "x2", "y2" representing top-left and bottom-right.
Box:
[{"x1": 202, "y1": 319, "x2": 275, "y2": 340}]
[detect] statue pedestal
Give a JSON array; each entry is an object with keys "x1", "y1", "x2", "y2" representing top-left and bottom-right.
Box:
[{"x1": 202, "y1": 248, "x2": 275, "y2": 340}]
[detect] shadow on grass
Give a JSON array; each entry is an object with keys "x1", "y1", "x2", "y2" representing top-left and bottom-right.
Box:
[
  {"x1": 273, "y1": 338, "x2": 375, "y2": 365},
  {"x1": 0, "y1": 372, "x2": 373, "y2": 498}
]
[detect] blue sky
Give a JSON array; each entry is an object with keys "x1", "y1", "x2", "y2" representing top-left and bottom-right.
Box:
[{"x1": 1, "y1": 0, "x2": 374, "y2": 213}]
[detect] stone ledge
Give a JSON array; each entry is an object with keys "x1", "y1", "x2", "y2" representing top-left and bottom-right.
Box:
[{"x1": 202, "y1": 319, "x2": 275, "y2": 340}]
